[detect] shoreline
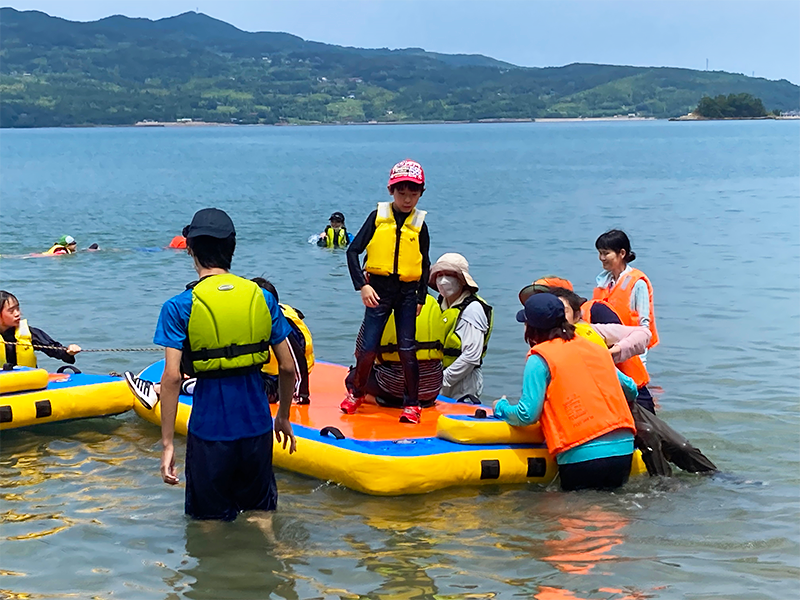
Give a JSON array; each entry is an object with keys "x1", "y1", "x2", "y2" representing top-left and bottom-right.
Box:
[
  {"x1": 130, "y1": 116, "x2": 658, "y2": 128},
  {"x1": 3, "y1": 115, "x2": 796, "y2": 130}
]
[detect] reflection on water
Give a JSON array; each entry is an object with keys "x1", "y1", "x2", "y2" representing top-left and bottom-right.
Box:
[{"x1": 0, "y1": 122, "x2": 798, "y2": 598}]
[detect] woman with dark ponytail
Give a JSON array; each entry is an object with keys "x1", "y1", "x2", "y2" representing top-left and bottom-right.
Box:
[{"x1": 585, "y1": 230, "x2": 659, "y2": 352}]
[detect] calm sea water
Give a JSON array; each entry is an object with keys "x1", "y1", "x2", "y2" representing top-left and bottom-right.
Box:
[{"x1": 1, "y1": 122, "x2": 798, "y2": 599}]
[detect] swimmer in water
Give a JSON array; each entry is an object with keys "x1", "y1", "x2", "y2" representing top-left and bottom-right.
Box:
[{"x1": 44, "y1": 235, "x2": 78, "y2": 255}]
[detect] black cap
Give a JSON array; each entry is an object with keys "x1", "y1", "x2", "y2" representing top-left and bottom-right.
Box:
[
  {"x1": 516, "y1": 293, "x2": 565, "y2": 328},
  {"x1": 329, "y1": 211, "x2": 345, "y2": 222},
  {"x1": 182, "y1": 208, "x2": 235, "y2": 239}
]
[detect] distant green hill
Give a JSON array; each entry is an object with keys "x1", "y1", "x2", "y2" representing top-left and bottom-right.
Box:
[{"x1": 1, "y1": 7, "x2": 798, "y2": 127}]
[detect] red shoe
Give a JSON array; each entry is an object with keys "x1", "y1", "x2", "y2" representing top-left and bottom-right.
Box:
[
  {"x1": 399, "y1": 406, "x2": 422, "y2": 424},
  {"x1": 340, "y1": 393, "x2": 364, "y2": 415}
]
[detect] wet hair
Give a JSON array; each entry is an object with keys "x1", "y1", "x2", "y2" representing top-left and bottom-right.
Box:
[
  {"x1": 547, "y1": 287, "x2": 586, "y2": 317},
  {"x1": 186, "y1": 234, "x2": 235, "y2": 270},
  {"x1": 524, "y1": 321, "x2": 575, "y2": 346},
  {"x1": 595, "y1": 229, "x2": 636, "y2": 263},
  {"x1": 388, "y1": 180, "x2": 425, "y2": 195},
  {"x1": 88, "y1": 243, "x2": 99, "y2": 250},
  {"x1": 0, "y1": 291, "x2": 19, "y2": 312},
  {"x1": 251, "y1": 277, "x2": 278, "y2": 302}
]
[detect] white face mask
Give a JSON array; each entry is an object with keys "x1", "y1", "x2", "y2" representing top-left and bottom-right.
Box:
[{"x1": 436, "y1": 275, "x2": 462, "y2": 298}]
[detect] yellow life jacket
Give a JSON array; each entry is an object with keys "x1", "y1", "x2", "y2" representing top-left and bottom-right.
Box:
[
  {"x1": 185, "y1": 274, "x2": 272, "y2": 377},
  {"x1": 574, "y1": 321, "x2": 608, "y2": 349},
  {"x1": 364, "y1": 202, "x2": 426, "y2": 282},
  {"x1": 262, "y1": 303, "x2": 315, "y2": 376},
  {"x1": 325, "y1": 226, "x2": 348, "y2": 249},
  {"x1": 378, "y1": 294, "x2": 444, "y2": 363},
  {"x1": 0, "y1": 319, "x2": 37, "y2": 368},
  {"x1": 44, "y1": 244, "x2": 72, "y2": 255},
  {"x1": 442, "y1": 294, "x2": 493, "y2": 368}
]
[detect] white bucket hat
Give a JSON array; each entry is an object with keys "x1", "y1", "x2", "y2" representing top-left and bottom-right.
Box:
[{"x1": 429, "y1": 253, "x2": 478, "y2": 291}]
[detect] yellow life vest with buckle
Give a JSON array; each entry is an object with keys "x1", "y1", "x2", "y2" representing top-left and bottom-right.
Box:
[
  {"x1": 185, "y1": 274, "x2": 272, "y2": 377},
  {"x1": 442, "y1": 294, "x2": 493, "y2": 368},
  {"x1": 364, "y1": 202, "x2": 426, "y2": 282},
  {"x1": 0, "y1": 320, "x2": 37, "y2": 368},
  {"x1": 261, "y1": 303, "x2": 315, "y2": 376},
  {"x1": 325, "y1": 226, "x2": 348, "y2": 249},
  {"x1": 378, "y1": 294, "x2": 444, "y2": 363}
]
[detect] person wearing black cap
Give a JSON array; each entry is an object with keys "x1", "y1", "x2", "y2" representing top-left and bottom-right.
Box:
[
  {"x1": 153, "y1": 208, "x2": 297, "y2": 521},
  {"x1": 493, "y1": 293, "x2": 638, "y2": 492},
  {"x1": 317, "y1": 212, "x2": 351, "y2": 248}
]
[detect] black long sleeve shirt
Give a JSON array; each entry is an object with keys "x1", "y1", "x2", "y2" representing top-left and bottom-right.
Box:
[
  {"x1": 346, "y1": 206, "x2": 431, "y2": 305},
  {"x1": 2, "y1": 326, "x2": 76, "y2": 365}
]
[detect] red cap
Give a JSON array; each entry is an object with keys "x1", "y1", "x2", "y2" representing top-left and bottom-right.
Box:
[{"x1": 388, "y1": 159, "x2": 425, "y2": 187}]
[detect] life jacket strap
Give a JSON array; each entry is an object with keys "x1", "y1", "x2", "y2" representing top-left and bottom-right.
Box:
[
  {"x1": 189, "y1": 340, "x2": 270, "y2": 362},
  {"x1": 379, "y1": 340, "x2": 440, "y2": 353}
]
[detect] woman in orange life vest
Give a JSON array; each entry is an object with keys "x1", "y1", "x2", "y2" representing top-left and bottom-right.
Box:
[
  {"x1": 521, "y1": 275, "x2": 656, "y2": 413},
  {"x1": 493, "y1": 293, "x2": 637, "y2": 491},
  {"x1": 586, "y1": 229, "x2": 658, "y2": 353}
]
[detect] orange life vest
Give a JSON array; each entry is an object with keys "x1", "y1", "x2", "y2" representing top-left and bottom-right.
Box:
[
  {"x1": 590, "y1": 267, "x2": 658, "y2": 348},
  {"x1": 579, "y1": 301, "x2": 650, "y2": 389},
  {"x1": 168, "y1": 236, "x2": 187, "y2": 249},
  {"x1": 528, "y1": 336, "x2": 636, "y2": 456}
]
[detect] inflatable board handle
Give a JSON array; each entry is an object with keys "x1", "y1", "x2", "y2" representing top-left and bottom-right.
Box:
[
  {"x1": 57, "y1": 365, "x2": 82, "y2": 374},
  {"x1": 320, "y1": 426, "x2": 345, "y2": 440},
  {"x1": 457, "y1": 394, "x2": 482, "y2": 405}
]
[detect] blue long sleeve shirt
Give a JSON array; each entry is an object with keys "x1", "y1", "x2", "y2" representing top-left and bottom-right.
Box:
[{"x1": 493, "y1": 353, "x2": 636, "y2": 465}]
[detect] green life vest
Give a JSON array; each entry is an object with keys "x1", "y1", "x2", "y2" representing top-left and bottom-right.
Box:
[
  {"x1": 185, "y1": 273, "x2": 272, "y2": 377},
  {"x1": 378, "y1": 294, "x2": 445, "y2": 363},
  {"x1": 441, "y1": 294, "x2": 493, "y2": 369}
]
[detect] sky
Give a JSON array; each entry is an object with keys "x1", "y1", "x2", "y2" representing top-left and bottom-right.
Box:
[{"x1": 5, "y1": 0, "x2": 800, "y2": 83}]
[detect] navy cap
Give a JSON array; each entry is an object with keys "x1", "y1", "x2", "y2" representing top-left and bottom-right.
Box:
[
  {"x1": 516, "y1": 293, "x2": 565, "y2": 328},
  {"x1": 182, "y1": 208, "x2": 235, "y2": 239},
  {"x1": 329, "y1": 211, "x2": 345, "y2": 222}
]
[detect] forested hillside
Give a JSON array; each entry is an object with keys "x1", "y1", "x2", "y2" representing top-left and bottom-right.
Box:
[{"x1": 1, "y1": 7, "x2": 798, "y2": 127}]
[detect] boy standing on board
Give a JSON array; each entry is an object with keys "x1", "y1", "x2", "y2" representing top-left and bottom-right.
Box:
[
  {"x1": 154, "y1": 208, "x2": 296, "y2": 521},
  {"x1": 342, "y1": 159, "x2": 431, "y2": 424}
]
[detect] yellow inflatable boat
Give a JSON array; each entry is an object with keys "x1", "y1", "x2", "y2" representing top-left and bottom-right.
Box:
[
  {"x1": 0, "y1": 366, "x2": 134, "y2": 430},
  {"x1": 134, "y1": 360, "x2": 646, "y2": 495}
]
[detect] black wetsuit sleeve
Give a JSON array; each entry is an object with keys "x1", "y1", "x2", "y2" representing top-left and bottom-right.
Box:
[
  {"x1": 30, "y1": 327, "x2": 75, "y2": 363},
  {"x1": 347, "y1": 210, "x2": 378, "y2": 291},
  {"x1": 417, "y1": 222, "x2": 431, "y2": 305},
  {"x1": 2, "y1": 328, "x2": 17, "y2": 365}
]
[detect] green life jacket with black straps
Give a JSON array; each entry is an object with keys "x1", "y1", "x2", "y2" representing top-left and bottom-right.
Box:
[
  {"x1": 183, "y1": 273, "x2": 272, "y2": 378},
  {"x1": 441, "y1": 294, "x2": 493, "y2": 369},
  {"x1": 378, "y1": 294, "x2": 445, "y2": 363}
]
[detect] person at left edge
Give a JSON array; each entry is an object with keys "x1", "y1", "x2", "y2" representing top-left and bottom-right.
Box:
[
  {"x1": 493, "y1": 293, "x2": 637, "y2": 492},
  {"x1": 153, "y1": 208, "x2": 297, "y2": 522},
  {"x1": 0, "y1": 290, "x2": 81, "y2": 367},
  {"x1": 44, "y1": 235, "x2": 78, "y2": 255},
  {"x1": 342, "y1": 159, "x2": 431, "y2": 424},
  {"x1": 317, "y1": 212, "x2": 352, "y2": 248}
]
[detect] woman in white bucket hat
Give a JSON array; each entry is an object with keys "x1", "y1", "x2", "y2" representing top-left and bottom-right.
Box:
[{"x1": 429, "y1": 253, "x2": 493, "y2": 401}]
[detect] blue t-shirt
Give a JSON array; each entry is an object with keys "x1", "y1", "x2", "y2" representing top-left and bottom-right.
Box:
[{"x1": 153, "y1": 279, "x2": 292, "y2": 441}]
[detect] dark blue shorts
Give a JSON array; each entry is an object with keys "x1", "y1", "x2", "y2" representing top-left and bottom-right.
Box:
[{"x1": 185, "y1": 430, "x2": 277, "y2": 521}]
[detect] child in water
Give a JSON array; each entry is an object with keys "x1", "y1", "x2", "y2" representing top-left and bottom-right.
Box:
[
  {"x1": 44, "y1": 235, "x2": 78, "y2": 255},
  {"x1": 0, "y1": 291, "x2": 81, "y2": 367},
  {"x1": 316, "y1": 212, "x2": 351, "y2": 248}
]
